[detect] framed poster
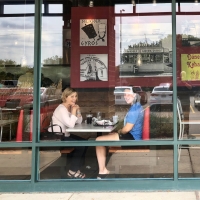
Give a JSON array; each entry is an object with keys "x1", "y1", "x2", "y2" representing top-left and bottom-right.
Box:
[
  {"x1": 80, "y1": 19, "x2": 107, "y2": 46},
  {"x1": 181, "y1": 54, "x2": 200, "y2": 80},
  {"x1": 80, "y1": 54, "x2": 108, "y2": 82}
]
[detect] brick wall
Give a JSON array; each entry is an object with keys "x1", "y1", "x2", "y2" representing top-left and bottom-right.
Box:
[{"x1": 77, "y1": 88, "x2": 115, "y2": 120}]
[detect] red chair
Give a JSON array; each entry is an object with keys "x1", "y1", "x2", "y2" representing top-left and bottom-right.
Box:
[{"x1": 142, "y1": 107, "x2": 150, "y2": 140}]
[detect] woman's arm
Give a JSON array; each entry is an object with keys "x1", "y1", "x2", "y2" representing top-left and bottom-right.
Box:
[
  {"x1": 76, "y1": 110, "x2": 83, "y2": 124},
  {"x1": 54, "y1": 105, "x2": 78, "y2": 128}
]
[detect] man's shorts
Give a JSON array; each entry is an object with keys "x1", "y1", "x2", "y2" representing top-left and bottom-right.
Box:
[{"x1": 119, "y1": 132, "x2": 135, "y2": 140}]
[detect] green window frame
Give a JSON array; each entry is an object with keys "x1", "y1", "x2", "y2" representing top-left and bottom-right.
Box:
[{"x1": 1, "y1": 0, "x2": 200, "y2": 192}]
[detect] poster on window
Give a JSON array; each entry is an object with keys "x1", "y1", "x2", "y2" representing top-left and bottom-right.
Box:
[
  {"x1": 80, "y1": 54, "x2": 108, "y2": 82},
  {"x1": 80, "y1": 19, "x2": 107, "y2": 46},
  {"x1": 181, "y1": 54, "x2": 200, "y2": 80}
]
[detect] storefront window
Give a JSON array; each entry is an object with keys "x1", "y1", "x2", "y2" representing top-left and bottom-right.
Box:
[{"x1": 1, "y1": 0, "x2": 200, "y2": 192}]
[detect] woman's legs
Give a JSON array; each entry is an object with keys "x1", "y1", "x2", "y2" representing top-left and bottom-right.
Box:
[
  {"x1": 96, "y1": 133, "x2": 119, "y2": 174},
  {"x1": 62, "y1": 134, "x2": 87, "y2": 176}
]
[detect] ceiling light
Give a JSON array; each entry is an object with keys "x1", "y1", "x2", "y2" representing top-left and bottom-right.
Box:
[
  {"x1": 194, "y1": 0, "x2": 198, "y2": 5},
  {"x1": 132, "y1": 0, "x2": 135, "y2": 6},
  {"x1": 89, "y1": 1, "x2": 93, "y2": 7},
  {"x1": 153, "y1": 0, "x2": 156, "y2": 6}
]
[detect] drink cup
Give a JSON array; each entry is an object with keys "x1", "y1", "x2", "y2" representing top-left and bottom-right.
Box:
[
  {"x1": 97, "y1": 112, "x2": 102, "y2": 120},
  {"x1": 112, "y1": 115, "x2": 118, "y2": 124},
  {"x1": 86, "y1": 114, "x2": 93, "y2": 124}
]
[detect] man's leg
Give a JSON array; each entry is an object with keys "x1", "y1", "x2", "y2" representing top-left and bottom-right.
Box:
[{"x1": 96, "y1": 133, "x2": 119, "y2": 174}]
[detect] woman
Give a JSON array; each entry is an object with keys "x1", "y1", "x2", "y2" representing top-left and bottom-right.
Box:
[
  {"x1": 95, "y1": 87, "x2": 144, "y2": 179},
  {"x1": 49, "y1": 87, "x2": 86, "y2": 179}
]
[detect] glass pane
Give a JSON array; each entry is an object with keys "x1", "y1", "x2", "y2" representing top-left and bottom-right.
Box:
[
  {"x1": 0, "y1": 148, "x2": 31, "y2": 180},
  {"x1": 39, "y1": 145, "x2": 173, "y2": 180},
  {"x1": 4, "y1": 5, "x2": 35, "y2": 14},
  {"x1": 40, "y1": 14, "x2": 65, "y2": 141},
  {"x1": 136, "y1": 3, "x2": 174, "y2": 13},
  {"x1": 178, "y1": 145, "x2": 200, "y2": 178},
  {"x1": 4, "y1": 4, "x2": 45, "y2": 14},
  {"x1": 0, "y1": 1, "x2": 34, "y2": 142},
  {"x1": 39, "y1": 1, "x2": 174, "y2": 145},
  {"x1": 49, "y1": 4, "x2": 63, "y2": 13},
  {"x1": 180, "y1": 3, "x2": 200, "y2": 12},
  {"x1": 115, "y1": 2, "x2": 173, "y2": 141},
  {"x1": 177, "y1": 1, "x2": 200, "y2": 140}
]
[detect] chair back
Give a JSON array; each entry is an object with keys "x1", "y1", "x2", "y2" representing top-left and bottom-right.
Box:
[
  {"x1": 142, "y1": 107, "x2": 150, "y2": 140},
  {"x1": 177, "y1": 99, "x2": 184, "y2": 121}
]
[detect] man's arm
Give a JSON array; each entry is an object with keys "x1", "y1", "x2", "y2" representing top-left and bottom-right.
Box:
[{"x1": 118, "y1": 123, "x2": 134, "y2": 135}]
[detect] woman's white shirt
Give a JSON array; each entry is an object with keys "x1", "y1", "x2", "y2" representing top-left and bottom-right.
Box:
[{"x1": 48, "y1": 104, "x2": 82, "y2": 137}]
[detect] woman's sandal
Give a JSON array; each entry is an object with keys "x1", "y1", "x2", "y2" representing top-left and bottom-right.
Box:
[
  {"x1": 67, "y1": 171, "x2": 85, "y2": 179},
  {"x1": 97, "y1": 173, "x2": 109, "y2": 179}
]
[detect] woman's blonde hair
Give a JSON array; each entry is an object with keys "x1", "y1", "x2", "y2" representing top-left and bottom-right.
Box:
[{"x1": 61, "y1": 87, "x2": 78, "y2": 102}]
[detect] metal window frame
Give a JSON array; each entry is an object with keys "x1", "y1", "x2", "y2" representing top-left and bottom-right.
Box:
[{"x1": 1, "y1": 0, "x2": 200, "y2": 192}]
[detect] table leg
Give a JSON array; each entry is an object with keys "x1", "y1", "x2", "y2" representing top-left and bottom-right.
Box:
[
  {"x1": 0, "y1": 126, "x2": 3, "y2": 142},
  {"x1": 9, "y1": 124, "x2": 12, "y2": 140}
]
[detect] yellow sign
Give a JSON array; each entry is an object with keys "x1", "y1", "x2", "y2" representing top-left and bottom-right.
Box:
[{"x1": 181, "y1": 54, "x2": 200, "y2": 81}]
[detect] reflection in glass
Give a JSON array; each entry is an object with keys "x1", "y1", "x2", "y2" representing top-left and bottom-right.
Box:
[
  {"x1": 136, "y1": 3, "x2": 174, "y2": 13},
  {"x1": 177, "y1": 15, "x2": 200, "y2": 140},
  {"x1": 180, "y1": 2, "x2": 200, "y2": 12},
  {"x1": 4, "y1": 5, "x2": 35, "y2": 14},
  {"x1": 49, "y1": 4, "x2": 62, "y2": 13},
  {"x1": 39, "y1": 146, "x2": 173, "y2": 179},
  {"x1": 178, "y1": 145, "x2": 200, "y2": 178},
  {"x1": 0, "y1": 148, "x2": 31, "y2": 180}
]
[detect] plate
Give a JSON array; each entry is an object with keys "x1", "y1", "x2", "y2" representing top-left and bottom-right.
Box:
[{"x1": 94, "y1": 120, "x2": 118, "y2": 126}]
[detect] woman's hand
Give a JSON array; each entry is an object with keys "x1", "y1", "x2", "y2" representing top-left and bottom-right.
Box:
[{"x1": 71, "y1": 104, "x2": 80, "y2": 116}]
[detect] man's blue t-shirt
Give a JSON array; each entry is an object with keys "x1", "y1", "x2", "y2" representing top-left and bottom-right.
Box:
[{"x1": 124, "y1": 102, "x2": 144, "y2": 140}]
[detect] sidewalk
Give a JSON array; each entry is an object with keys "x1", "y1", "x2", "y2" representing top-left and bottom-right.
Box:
[{"x1": 0, "y1": 191, "x2": 199, "y2": 200}]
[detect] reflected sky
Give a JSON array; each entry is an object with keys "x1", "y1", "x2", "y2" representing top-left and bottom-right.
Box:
[
  {"x1": 0, "y1": 16, "x2": 63, "y2": 67},
  {"x1": 1, "y1": 2, "x2": 200, "y2": 67},
  {"x1": 115, "y1": 15, "x2": 172, "y2": 66},
  {"x1": 0, "y1": 4, "x2": 63, "y2": 67}
]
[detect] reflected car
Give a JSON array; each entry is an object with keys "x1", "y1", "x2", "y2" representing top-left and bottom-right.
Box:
[
  {"x1": 1, "y1": 80, "x2": 18, "y2": 88},
  {"x1": 149, "y1": 86, "x2": 173, "y2": 104},
  {"x1": 4, "y1": 87, "x2": 62, "y2": 108},
  {"x1": 194, "y1": 92, "x2": 200, "y2": 110}
]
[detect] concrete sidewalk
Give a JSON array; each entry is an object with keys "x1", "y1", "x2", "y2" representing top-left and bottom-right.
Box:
[{"x1": 0, "y1": 192, "x2": 199, "y2": 200}]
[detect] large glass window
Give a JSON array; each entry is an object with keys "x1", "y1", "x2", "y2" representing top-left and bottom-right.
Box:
[
  {"x1": 1, "y1": 0, "x2": 200, "y2": 192},
  {"x1": 176, "y1": 2, "x2": 200, "y2": 179},
  {"x1": 0, "y1": 0, "x2": 34, "y2": 143}
]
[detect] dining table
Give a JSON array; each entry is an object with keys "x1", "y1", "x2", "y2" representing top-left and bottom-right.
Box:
[{"x1": 66, "y1": 123, "x2": 117, "y2": 137}]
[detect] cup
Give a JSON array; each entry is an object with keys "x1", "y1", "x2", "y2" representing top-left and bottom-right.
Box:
[
  {"x1": 97, "y1": 112, "x2": 102, "y2": 120},
  {"x1": 112, "y1": 115, "x2": 118, "y2": 124},
  {"x1": 86, "y1": 114, "x2": 93, "y2": 124}
]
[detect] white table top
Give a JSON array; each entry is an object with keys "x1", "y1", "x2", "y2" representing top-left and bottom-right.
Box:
[{"x1": 66, "y1": 123, "x2": 117, "y2": 133}]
